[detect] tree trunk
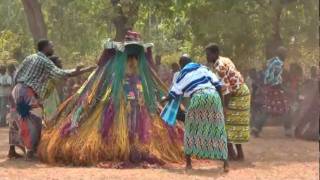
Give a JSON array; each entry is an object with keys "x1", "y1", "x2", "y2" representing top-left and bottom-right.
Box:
[
  {"x1": 21, "y1": 0, "x2": 47, "y2": 41},
  {"x1": 110, "y1": 0, "x2": 139, "y2": 41},
  {"x1": 265, "y1": 2, "x2": 284, "y2": 59},
  {"x1": 265, "y1": 0, "x2": 298, "y2": 59},
  {"x1": 113, "y1": 15, "x2": 129, "y2": 41}
]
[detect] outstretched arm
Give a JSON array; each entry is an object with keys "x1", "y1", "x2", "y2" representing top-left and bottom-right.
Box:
[
  {"x1": 67, "y1": 66, "x2": 96, "y2": 77},
  {"x1": 46, "y1": 58, "x2": 96, "y2": 79}
]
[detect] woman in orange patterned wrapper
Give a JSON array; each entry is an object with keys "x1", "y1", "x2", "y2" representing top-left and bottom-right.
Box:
[{"x1": 206, "y1": 43, "x2": 251, "y2": 161}]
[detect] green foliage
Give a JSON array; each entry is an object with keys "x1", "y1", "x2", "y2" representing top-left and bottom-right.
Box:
[
  {"x1": 0, "y1": 0, "x2": 317, "y2": 70},
  {"x1": 0, "y1": 30, "x2": 33, "y2": 61},
  {"x1": 0, "y1": 1, "x2": 33, "y2": 60}
]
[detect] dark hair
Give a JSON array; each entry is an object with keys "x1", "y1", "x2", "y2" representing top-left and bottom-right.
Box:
[
  {"x1": 205, "y1": 43, "x2": 219, "y2": 54},
  {"x1": 171, "y1": 62, "x2": 180, "y2": 69},
  {"x1": 179, "y1": 56, "x2": 192, "y2": 68},
  {"x1": 155, "y1": 55, "x2": 161, "y2": 60},
  {"x1": 311, "y1": 66, "x2": 317, "y2": 76},
  {"x1": 7, "y1": 64, "x2": 16, "y2": 73},
  {"x1": 275, "y1": 46, "x2": 287, "y2": 59},
  {"x1": 0, "y1": 65, "x2": 5, "y2": 71},
  {"x1": 37, "y1": 39, "x2": 50, "y2": 52},
  {"x1": 290, "y1": 63, "x2": 302, "y2": 76},
  {"x1": 249, "y1": 68, "x2": 257, "y2": 78},
  {"x1": 49, "y1": 55, "x2": 62, "y2": 68}
]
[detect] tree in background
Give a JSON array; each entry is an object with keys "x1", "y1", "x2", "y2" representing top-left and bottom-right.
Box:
[
  {"x1": 110, "y1": 0, "x2": 139, "y2": 41},
  {"x1": 21, "y1": 0, "x2": 47, "y2": 41},
  {"x1": 0, "y1": 0, "x2": 317, "y2": 70}
]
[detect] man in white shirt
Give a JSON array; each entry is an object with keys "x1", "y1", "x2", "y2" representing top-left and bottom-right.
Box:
[{"x1": 0, "y1": 66, "x2": 13, "y2": 126}]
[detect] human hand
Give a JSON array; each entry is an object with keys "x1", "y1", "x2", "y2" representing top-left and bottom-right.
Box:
[
  {"x1": 160, "y1": 96, "x2": 169, "y2": 104},
  {"x1": 76, "y1": 64, "x2": 84, "y2": 72},
  {"x1": 86, "y1": 65, "x2": 97, "y2": 71},
  {"x1": 223, "y1": 108, "x2": 227, "y2": 118}
]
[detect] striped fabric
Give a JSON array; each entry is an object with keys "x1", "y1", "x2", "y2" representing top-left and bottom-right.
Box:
[
  {"x1": 169, "y1": 63, "x2": 222, "y2": 99},
  {"x1": 14, "y1": 52, "x2": 74, "y2": 99},
  {"x1": 162, "y1": 62, "x2": 221, "y2": 126}
]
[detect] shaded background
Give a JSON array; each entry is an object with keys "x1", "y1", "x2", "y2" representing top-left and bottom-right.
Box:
[{"x1": 0, "y1": 0, "x2": 318, "y2": 72}]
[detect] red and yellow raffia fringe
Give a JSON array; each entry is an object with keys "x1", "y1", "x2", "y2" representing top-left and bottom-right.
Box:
[{"x1": 38, "y1": 88, "x2": 183, "y2": 166}]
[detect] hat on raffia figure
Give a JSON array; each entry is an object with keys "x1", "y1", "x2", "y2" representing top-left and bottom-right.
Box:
[{"x1": 125, "y1": 30, "x2": 141, "y2": 42}]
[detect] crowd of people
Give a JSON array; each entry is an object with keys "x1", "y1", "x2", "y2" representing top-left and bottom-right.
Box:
[
  {"x1": 156, "y1": 49, "x2": 319, "y2": 142},
  {"x1": 0, "y1": 35, "x2": 318, "y2": 172},
  {"x1": 168, "y1": 51, "x2": 318, "y2": 170},
  {"x1": 247, "y1": 63, "x2": 319, "y2": 140},
  {"x1": 0, "y1": 65, "x2": 14, "y2": 127}
]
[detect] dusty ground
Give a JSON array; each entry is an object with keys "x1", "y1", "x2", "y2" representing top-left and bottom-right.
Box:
[{"x1": 0, "y1": 127, "x2": 318, "y2": 180}]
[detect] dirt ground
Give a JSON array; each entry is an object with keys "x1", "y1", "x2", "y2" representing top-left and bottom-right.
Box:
[{"x1": 0, "y1": 127, "x2": 318, "y2": 180}]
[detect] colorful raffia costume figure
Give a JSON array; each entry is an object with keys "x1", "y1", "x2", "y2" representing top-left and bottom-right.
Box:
[{"x1": 38, "y1": 31, "x2": 184, "y2": 166}]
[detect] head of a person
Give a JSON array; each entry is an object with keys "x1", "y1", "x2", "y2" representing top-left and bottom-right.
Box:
[
  {"x1": 289, "y1": 63, "x2": 303, "y2": 77},
  {"x1": 275, "y1": 46, "x2": 287, "y2": 61},
  {"x1": 7, "y1": 64, "x2": 16, "y2": 75},
  {"x1": 310, "y1": 66, "x2": 317, "y2": 78},
  {"x1": 0, "y1": 66, "x2": 6, "y2": 75},
  {"x1": 179, "y1": 56, "x2": 192, "y2": 69},
  {"x1": 49, "y1": 55, "x2": 62, "y2": 68},
  {"x1": 171, "y1": 62, "x2": 180, "y2": 73},
  {"x1": 68, "y1": 79, "x2": 75, "y2": 86},
  {"x1": 155, "y1": 55, "x2": 161, "y2": 65},
  {"x1": 205, "y1": 43, "x2": 220, "y2": 64},
  {"x1": 249, "y1": 68, "x2": 257, "y2": 79},
  {"x1": 37, "y1": 39, "x2": 54, "y2": 57}
]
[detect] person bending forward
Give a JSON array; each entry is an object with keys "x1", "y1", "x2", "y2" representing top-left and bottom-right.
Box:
[
  {"x1": 163, "y1": 56, "x2": 229, "y2": 172},
  {"x1": 12, "y1": 39, "x2": 95, "y2": 160},
  {"x1": 206, "y1": 43, "x2": 251, "y2": 161}
]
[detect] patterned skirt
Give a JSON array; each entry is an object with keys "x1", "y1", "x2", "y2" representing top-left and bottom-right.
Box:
[
  {"x1": 12, "y1": 84, "x2": 42, "y2": 151},
  {"x1": 7, "y1": 108, "x2": 22, "y2": 146},
  {"x1": 226, "y1": 84, "x2": 251, "y2": 144},
  {"x1": 0, "y1": 96, "x2": 9, "y2": 125},
  {"x1": 263, "y1": 85, "x2": 289, "y2": 115},
  {"x1": 185, "y1": 89, "x2": 228, "y2": 160}
]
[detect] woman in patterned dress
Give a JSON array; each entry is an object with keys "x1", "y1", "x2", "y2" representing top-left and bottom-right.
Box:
[
  {"x1": 206, "y1": 43, "x2": 251, "y2": 161},
  {"x1": 251, "y1": 47, "x2": 291, "y2": 137},
  {"x1": 162, "y1": 56, "x2": 229, "y2": 172}
]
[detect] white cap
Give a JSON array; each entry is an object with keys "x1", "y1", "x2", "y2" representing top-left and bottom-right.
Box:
[{"x1": 182, "y1": 53, "x2": 190, "y2": 58}]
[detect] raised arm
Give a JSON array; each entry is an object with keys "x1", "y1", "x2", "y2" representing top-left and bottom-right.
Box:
[{"x1": 45, "y1": 59, "x2": 96, "y2": 79}]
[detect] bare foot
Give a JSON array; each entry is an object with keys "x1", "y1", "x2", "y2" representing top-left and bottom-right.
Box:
[
  {"x1": 223, "y1": 161, "x2": 229, "y2": 173},
  {"x1": 228, "y1": 143, "x2": 237, "y2": 161},
  {"x1": 251, "y1": 129, "x2": 260, "y2": 138},
  {"x1": 25, "y1": 151, "x2": 35, "y2": 161},
  {"x1": 16, "y1": 145, "x2": 26, "y2": 154},
  {"x1": 185, "y1": 155, "x2": 192, "y2": 170},
  {"x1": 229, "y1": 155, "x2": 237, "y2": 161},
  {"x1": 185, "y1": 164, "x2": 192, "y2": 170},
  {"x1": 236, "y1": 154, "x2": 245, "y2": 161},
  {"x1": 8, "y1": 151, "x2": 23, "y2": 159}
]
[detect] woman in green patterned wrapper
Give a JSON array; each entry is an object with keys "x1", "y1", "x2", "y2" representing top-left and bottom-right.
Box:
[
  {"x1": 162, "y1": 56, "x2": 229, "y2": 172},
  {"x1": 206, "y1": 43, "x2": 251, "y2": 161}
]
